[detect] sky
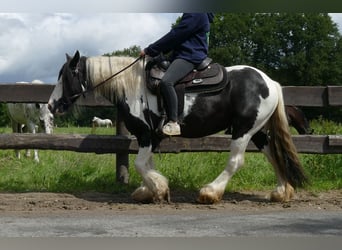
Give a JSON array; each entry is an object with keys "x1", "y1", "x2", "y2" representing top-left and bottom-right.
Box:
[
  {"x1": 0, "y1": 12, "x2": 342, "y2": 84},
  {"x1": 0, "y1": 13, "x2": 182, "y2": 83}
]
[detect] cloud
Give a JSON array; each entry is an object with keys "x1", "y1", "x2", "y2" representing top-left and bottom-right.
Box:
[
  {"x1": 0, "y1": 13, "x2": 180, "y2": 83},
  {"x1": 330, "y1": 13, "x2": 342, "y2": 32},
  {"x1": 1, "y1": 12, "x2": 341, "y2": 84}
]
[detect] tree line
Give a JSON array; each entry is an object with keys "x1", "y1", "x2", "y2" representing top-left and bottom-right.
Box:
[
  {"x1": 1, "y1": 13, "x2": 341, "y2": 126},
  {"x1": 210, "y1": 13, "x2": 342, "y2": 86}
]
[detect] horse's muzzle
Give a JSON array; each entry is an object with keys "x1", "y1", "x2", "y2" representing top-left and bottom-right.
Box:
[{"x1": 48, "y1": 100, "x2": 66, "y2": 115}]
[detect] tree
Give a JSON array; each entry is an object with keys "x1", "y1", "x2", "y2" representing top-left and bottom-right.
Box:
[
  {"x1": 103, "y1": 45, "x2": 141, "y2": 57},
  {"x1": 0, "y1": 103, "x2": 10, "y2": 127},
  {"x1": 274, "y1": 13, "x2": 342, "y2": 85},
  {"x1": 209, "y1": 13, "x2": 255, "y2": 66},
  {"x1": 209, "y1": 13, "x2": 342, "y2": 86}
]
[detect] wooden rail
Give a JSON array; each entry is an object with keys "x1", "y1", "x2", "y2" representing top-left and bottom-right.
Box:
[
  {"x1": 0, "y1": 133, "x2": 341, "y2": 154},
  {"x1": 1, "y1": 84, "x2": 342, "y2": 106},
  {"x1": 0, "y1": 83, "x2": 113, "y2": 106},
  {"x1": 1, "y1": 83, "x2": 341, "y2": 183}
]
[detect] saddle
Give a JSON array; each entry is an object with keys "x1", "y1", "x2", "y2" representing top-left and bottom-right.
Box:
[
  {"x1": 145, "y1": 56, "x2": 228, "y2": 130},
  {"x1": 146, "y1": 57, "x2": 228, "y2": 95}
]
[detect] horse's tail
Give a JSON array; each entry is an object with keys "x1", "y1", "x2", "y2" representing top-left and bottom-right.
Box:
[{"x1": 267, "y1": 83, "x2": 308, "y2": 190}]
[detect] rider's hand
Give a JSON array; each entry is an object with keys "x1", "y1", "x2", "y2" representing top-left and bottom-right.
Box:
[{"x1": 140, "y1": 50, "x2": 146, "y2": 57}]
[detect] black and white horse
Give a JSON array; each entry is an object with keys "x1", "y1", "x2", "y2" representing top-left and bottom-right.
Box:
[
  {"x1": 48, "y1": 51, "x2": 307, "y2": 204},
  {"x1": 7, "y1": 80, "x2": 54, "y2": 163}
]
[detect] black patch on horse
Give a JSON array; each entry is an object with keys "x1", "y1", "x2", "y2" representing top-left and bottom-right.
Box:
[
  {"x1": 117, "y1": 100, "x2": 162, "y2": 150},
  {"x1": 226, "y1": 67, "x2": 269, "y2": 139}
]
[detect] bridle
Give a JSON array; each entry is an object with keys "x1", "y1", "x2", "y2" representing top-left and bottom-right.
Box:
[
  {"x1": 56, "y1": 54, "x2": 158, "y2": 132},
  {"x1": 64, "y1": 55, "x2": 144, "y2": 104},
  {"x1": 54, "y1": 56, "x2": 145, "y2": 114}
]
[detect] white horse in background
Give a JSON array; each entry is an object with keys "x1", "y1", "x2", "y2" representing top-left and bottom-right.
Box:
[
  {"x1": 92, "y1": 116, "x2": 113, "y2": 128},
  {"x1": 91, "y1": 116, "x2": 113, "y2": 134},
  {"x1": 7, "y1": 80, "x2": 54, "y2": 163}
]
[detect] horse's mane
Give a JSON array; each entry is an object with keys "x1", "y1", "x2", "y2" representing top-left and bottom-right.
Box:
[{"x1": 86, "y1": 56, "x2": 144, "y2": 102}]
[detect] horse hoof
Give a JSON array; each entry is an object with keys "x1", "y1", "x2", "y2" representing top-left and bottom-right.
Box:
[
  {"x1": 270, "y1": 183, "x2": 294, "y2": 202},
  {"x1": 131, "y1": 186, "x2": 154, "y2": 203},
  {"x1": 197, "y1": 185, "x2": 222, "y2": 204},
  {"x1": 131, "y1": 186, "x2": 170, "y2": 204},
  {"x1": 154, "y1": 188, "x2": 171, "y2": 204}
]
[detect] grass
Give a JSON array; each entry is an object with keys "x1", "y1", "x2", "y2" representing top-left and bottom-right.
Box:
[{"x1": 0, "y1": 118, "x2": 341, "y2": 194}]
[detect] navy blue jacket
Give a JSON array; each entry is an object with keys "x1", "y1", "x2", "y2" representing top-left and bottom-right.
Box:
[{"x1": 144, "y1": 13, "x2": 214, "y2": 64}]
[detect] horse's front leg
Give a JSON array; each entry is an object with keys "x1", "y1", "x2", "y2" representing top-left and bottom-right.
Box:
[
  {"x1": 26, "y1": 123, "x2": 39, "y2": 163},
  {"x1": 197, "y1": 137, "x2": 249, "y2": 204},
  {"x1": 131, "y1": 146, "x2": 170, "y2": 203}
]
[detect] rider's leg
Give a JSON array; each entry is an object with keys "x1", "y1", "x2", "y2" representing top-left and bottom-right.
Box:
[{"x1": 160, "y1": 58, "x2": 194, "y2": 135}]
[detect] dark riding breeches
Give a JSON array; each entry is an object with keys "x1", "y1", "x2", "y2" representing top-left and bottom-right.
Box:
[{"x1": 160, "y1": 58, "x2": 195, "y2": 122}]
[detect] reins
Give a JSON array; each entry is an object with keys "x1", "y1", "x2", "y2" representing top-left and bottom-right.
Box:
[
  {"x1": 90, "y1": 55, "x2": 143, "y2": 92},
  {"x1": 70, "y1": 55, "x2": 144, "y2": 100},
  {"x1": 66, "y1": 54, "x2": 159, "y2": 134}
]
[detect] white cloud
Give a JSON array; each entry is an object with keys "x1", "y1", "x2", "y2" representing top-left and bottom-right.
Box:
[
  {"x1": 0, "y1": 13, "x2": 181, "y2": 83},
  {"x1": 330, "y1": 13, "x2": 342, "y2": 32},
  {"x1": 1, "y1": 13, "x2": 341, "y2": 84}
]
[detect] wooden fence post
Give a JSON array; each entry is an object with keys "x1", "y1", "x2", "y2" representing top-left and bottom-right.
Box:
[{"x1": 115, "y1": 106, "x2": 130, "y2": 184}]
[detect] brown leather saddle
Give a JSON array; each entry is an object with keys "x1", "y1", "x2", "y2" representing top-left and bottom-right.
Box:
[{"x1": 146, "y1": 57, "x2": 228, "y2": 95}]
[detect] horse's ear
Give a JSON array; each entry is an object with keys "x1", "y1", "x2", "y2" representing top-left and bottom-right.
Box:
[
  {"x1": 69, "y1": 50, "x2": 80, "y2": 69},
  {"x1": 74, "y1": 50, "x2": 80, "y2": 59},
  {"x1": 65, "y1": 50, "x2": 80, "y2": 61}
]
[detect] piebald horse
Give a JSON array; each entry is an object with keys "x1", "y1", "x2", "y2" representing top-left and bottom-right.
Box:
[
  {"x1": 7, "y1": 80, "x2": 54, "y2": 163},
  {"x1": 48, "y1": 51, "x2": 307, "y2": 204}
]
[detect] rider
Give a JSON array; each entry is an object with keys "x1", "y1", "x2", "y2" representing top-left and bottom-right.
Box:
[{"x1": 140, "y1": 13, "x2": 214, "y2": 136}]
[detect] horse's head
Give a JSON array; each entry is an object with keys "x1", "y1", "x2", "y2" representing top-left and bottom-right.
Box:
[{"x1": 48, "y1": 50, "x2": 86, "y2": 114}]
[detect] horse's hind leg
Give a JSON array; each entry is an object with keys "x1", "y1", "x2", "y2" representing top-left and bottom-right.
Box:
[
  {"x1": 131, "y1": 146, "x2": 170, "y2": 203},
  {"x1": 197, "y1": 135, "x2": 250, "y2": 204},
  {"x1": 11, "y1": 121, "x2": 21, "y2": 159},
  {"x1": 262, "y1": 144, "x2": 294, "y2": 202},
  {"x1": 252, "y1": 130, "x2": 294, "y2": 202}
]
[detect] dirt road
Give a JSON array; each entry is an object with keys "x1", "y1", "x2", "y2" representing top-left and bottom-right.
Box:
[
  {"x1": 0, "y1": 190, "x2": 341, "y2": 237},
  {"x1": 0, "y1": 189, "x2": 341, "y2": 214}
]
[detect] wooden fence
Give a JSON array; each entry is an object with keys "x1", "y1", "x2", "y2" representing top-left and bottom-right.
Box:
[{"x1": 1, "y1": 83, "x2": 342, "y2": 183}]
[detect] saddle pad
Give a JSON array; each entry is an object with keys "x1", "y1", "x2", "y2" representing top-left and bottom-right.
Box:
[
  {"x1": 183, "y1": 64, "x2": 228, "y2": 94},
  {"x1": 147, "y1": 62, "x2": 228, "y2": 95}
]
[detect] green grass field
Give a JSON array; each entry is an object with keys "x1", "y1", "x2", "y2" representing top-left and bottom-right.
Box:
[{"x1": 0, "y1": 118, "x2": 341, "y2": 194}]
